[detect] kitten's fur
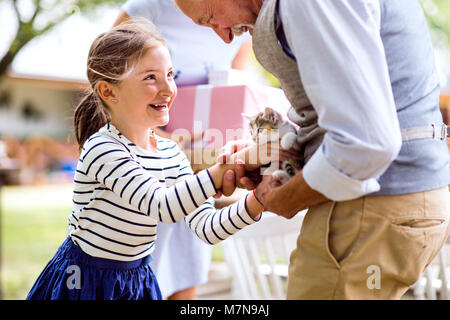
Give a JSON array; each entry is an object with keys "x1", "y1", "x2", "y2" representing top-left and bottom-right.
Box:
[{"x1": 243, "y1": 107, "x2": 302, "y2": 185}]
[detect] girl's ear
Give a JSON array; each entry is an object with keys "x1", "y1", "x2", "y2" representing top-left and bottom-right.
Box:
[{"x1": 97, "y1": 80, "x2": 119, "y2": 104}]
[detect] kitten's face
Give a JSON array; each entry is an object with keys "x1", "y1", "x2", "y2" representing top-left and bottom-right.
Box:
[
  {"x1": 245, "y1": 107, "x2": 284, "y2": 142},
  {"x1": 282, "y1": 159, "x2": 302, "y2": 177}
]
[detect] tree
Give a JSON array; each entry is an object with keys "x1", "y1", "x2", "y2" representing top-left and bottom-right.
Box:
[
  {"x1": 421, "y1": 0, "x2": 450, "y2": 43},
  {"x1": 0, "y1": 0, "x2": 124, "y2": 79}
]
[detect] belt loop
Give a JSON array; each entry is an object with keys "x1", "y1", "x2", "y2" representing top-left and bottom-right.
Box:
[
  {"x1": 442, "y1": 125, "x2": 448, "y2": 140},
  {"x1": 431, "y1": 123, "x2": 446, "y2": 140}
]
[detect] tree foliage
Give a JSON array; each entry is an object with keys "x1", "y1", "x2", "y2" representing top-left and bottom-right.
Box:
[
  {"x1": 1, "y1": 0, "x2": 450, "y2": 82},
  {"x1": 0, "y1": 0, "x2": 124, "y2": 78},
  {"x1": 422, "y1": 0, "x2": 450, "y2": 37},
  {"x1": 421, "y1": 0, "x2": 450, "y2": 45}
]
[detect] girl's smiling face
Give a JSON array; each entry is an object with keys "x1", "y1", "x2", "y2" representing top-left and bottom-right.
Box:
[{"x1": 110, "y1": 43, "x2": 177, "y2": 130}]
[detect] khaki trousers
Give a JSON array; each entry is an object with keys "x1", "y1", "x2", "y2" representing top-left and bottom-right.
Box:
[{"x1": 286, "y1": 187, "x2": 450, "y2": 300}]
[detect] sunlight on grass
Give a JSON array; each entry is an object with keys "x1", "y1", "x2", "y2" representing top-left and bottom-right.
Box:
[{"x1": 1, "y1": 183, "x2": 72, "y2": 300}]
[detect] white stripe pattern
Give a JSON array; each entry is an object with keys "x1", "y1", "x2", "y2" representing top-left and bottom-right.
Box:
[{"x1": 68, "y1": 124, "x2": 258, "y2": 261}]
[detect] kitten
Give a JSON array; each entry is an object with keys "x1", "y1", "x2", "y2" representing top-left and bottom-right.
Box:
[{"x1": 243, "y1": 107, "x2": 302, "y2": 185}]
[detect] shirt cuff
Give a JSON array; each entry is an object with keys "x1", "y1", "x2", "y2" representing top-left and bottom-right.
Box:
[
  {"x1": 241, "y1": 193, "x2": 261, "y2": 223},
  {"x1": 196, "y1": 169, "x2": 218, "y2": 198},
  {"x1": 303, "y1": 147, "x2": 381, "y2": 201},
  {"x1": 243, "y1": 193, "x2": 262, "y2": 222}
]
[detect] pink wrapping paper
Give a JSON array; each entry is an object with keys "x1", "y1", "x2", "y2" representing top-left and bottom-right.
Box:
[{"x1": 165, "y1": 84, "x2": 291, "y2": 149}]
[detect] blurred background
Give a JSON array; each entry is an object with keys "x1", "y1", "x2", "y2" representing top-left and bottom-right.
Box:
[{"x1": 0, "y1": 0, "x2": 449, "y2": 300}]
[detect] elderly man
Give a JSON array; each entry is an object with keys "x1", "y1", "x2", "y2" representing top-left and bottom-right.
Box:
[{"x1": 175, "y1": 0, "x2": 450, "y2": 300}]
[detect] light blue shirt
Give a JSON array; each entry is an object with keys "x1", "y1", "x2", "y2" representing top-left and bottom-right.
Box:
[{"x1": 280, "y1": 0, "x2": 403, "y2": 201}]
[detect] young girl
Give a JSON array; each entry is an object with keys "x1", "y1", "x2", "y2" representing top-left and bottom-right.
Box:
[{"x1": 26, "y1": 21, "x2": 264, "y2": 300}]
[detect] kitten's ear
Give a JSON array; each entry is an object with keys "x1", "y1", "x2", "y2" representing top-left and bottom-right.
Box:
[{"x1": 264, "y1": 107, "x2": 275, "y2": 116}]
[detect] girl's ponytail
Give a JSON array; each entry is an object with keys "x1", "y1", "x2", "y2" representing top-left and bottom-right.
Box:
[{"x1": 73, "y1": 90, "x2": 110, "y2": 151}]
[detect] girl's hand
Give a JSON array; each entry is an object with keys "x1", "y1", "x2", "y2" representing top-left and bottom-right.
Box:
[
  {"x1": 210, "y1": 159, "x2": 256, "y2": 198},
  {"x1": 212, "y1": 169, "x2": 236, "y2": 198}
]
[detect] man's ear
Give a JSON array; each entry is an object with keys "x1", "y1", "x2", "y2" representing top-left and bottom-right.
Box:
[{"x1": 96, "y1": 80, "x2": 119, "y2": 104}]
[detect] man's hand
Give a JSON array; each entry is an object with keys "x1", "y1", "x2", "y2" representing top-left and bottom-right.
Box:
[
  {"x1": 255, "y1": 170, "x2": 330, "y2": 219},
  {"x1": 216, "y1": 139, "x2": 255, "y2": 165},
  {"x1": 214, "y1": 159, "x2": 260, "y2": 199},
  {"x1": 217, "y1": 140, "x2": 259, "y2": 191},
  {"x1": 217, "y1": 138, "x2": 303, "y2": 191}
]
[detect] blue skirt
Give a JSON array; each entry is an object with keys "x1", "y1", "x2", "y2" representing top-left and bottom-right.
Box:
[{"x1": 26, "y1": 237, "x2": 162, "y2": 300}]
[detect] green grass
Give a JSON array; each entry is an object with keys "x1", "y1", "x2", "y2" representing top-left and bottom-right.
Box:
[
  {"x1": 0, "y1": 183, "x2": 224, "y2": 300},
  {"x1": 1, "y1": 184, "x2": 71, "y2": 300}
]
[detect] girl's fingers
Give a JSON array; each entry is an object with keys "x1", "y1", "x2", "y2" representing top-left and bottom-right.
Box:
[{"x1": 221, "y1": 170, "x2": 236, "y2": 197}]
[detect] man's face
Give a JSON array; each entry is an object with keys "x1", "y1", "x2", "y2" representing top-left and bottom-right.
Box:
[{"x1": 175, "y1": 0, "x2": 258, "y2": 43}]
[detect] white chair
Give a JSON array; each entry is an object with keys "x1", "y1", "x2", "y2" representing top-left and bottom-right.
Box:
[
  {"x1": 412, "y1": 239, "x2": 450, "y2": 300},
  {"x1": 221, "y1": 210, "x2": 305, "y2": 300}
]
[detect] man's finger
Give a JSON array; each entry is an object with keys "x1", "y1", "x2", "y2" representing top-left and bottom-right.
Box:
[{"x1": 216, "y1": 153, "x2": 230, "y2": 164}]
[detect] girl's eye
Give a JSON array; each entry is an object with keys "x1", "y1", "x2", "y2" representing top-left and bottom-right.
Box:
[
  {"x1": 168, "y1": 71, "x2": 175, "y2": 79},
  {"x1": 144, "y1": 74, "x2": 156, "y2": 81}
]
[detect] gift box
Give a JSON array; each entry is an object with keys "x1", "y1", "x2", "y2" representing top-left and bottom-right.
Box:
[
  {"x1": 165, "y1": 84, "x2": 292, "y2": 171},
  {"x1": 208, "y1": 69, "x2": 259, "y2": 86},
  {"x1": 166, "y1": 84, "x2": 292, "y2": 147}
]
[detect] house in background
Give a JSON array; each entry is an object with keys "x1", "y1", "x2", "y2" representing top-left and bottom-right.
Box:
[
  {"x1": 0, "y1": 4, "x2": 121, "y2": 137},
  {"x1": 0, "y1": 72, "x2": 87, "y2": 139}
]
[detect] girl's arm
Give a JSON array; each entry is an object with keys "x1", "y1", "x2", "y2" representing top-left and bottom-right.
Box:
[
  {"x1": 78, "y1": 134, "x2": 262, "y2": 225},
  {"x1": 184, "y1": 194, "x2": 262, "y2": 245},
  {"x1": 175, "y1": 153, "x2": 263, "y2": 245}
]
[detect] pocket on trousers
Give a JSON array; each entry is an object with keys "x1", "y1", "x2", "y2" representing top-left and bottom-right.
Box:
[
  {"x1": 325, "y1": 200, "x2": 364, "y2": 269},
  {"x1": 388, "y1": 215, "x2": 449, "y2": 285},
  {"x1": 391, "y1": 217, "x2": 447, "y2": 230}
]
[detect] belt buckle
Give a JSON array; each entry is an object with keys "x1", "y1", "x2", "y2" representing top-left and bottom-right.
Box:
[{"x1": 432, "y1": 124, "x2": 447, "y2": 140}]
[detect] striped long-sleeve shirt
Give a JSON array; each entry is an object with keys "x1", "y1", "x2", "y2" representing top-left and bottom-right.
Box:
[{"x1": 68, "y1": 124, "x2": 259, "y2": 261}]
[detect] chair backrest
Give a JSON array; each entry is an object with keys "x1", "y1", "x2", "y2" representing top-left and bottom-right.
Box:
[
  {"x1": 412, "y1": 240, "x2": 450, "y2": 300},
  {"x1": 221, "y1": 210, "x2": 305, "y2": 300}
]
